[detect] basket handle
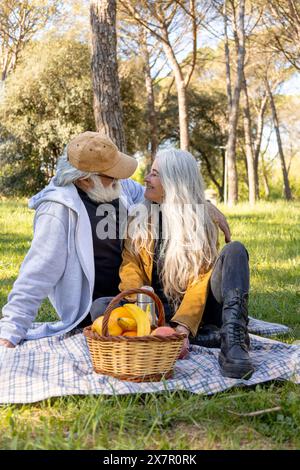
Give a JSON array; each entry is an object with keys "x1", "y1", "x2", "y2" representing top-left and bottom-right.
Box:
[{"x1": 102, "y1": 288, "x2": 165, "y2": 337}]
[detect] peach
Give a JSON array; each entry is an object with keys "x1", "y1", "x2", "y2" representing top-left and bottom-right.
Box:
[{"x1": 150, "y1": 326, "x2": 176, "y2": 336}]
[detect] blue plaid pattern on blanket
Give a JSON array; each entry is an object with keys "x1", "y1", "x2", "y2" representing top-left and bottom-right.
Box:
[
  {"x1": 247, "y1": 316, "x2": 291, "y2": 336},
  {"x1": 0, "y1": 318, "x2": 298, "y2": 404}
]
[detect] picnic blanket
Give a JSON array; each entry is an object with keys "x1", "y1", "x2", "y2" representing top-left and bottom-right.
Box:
[{"x1": 0, "y1": 317, "x2": 298, "y2": 404}]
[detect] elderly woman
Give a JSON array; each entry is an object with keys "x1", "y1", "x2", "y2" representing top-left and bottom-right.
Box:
[{"x1": 119, "y1": 149, "x2": 253, "y2": 379}]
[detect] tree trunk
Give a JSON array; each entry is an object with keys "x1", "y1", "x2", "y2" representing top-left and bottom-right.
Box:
[
  {"x1": 223, "y1": 0, "x2": 231, "y2": 205},
  {"x1": 140, "y1": 27, "x2": 158, "y2": 162},
  {"x1": 226, "y1": 0, "x2": 246, "y2": 205},
  {"x1": 223, "y1": 0, "x2": 232, "y2": 111},
  {"x1": 161, "y1": 29, "x2": 189, "y2": 151},
  {"x1": 253, "y1": 94, "x2": 268, "y2": 199},
  {"x1": 261, "y1": 151, "x2": 270, "y2": 198},
  {"x1": 176, "y1": 80, "x2": 189, "y2": 151},
  {"x1": 90, "y1": 0, "x2": 126, "y2": 151},
  {"x1": 118, "y1": 0, "x2": 193, "y2": 151},
  {"x1": 200, "y1": 150, "x2": 224, "y2": 201},
  {"x1": 242, "y1": 75, "x2": 256, "y2": 205},
  {"x1": 1, "y1": 47, "x2": 9, "y2": 82},
  {"x1": 266, "y1": 80, "x2": 292, "y2": 200},
  {"x1": 221, "y1": 147, "x2": 225, "y2": 202}
]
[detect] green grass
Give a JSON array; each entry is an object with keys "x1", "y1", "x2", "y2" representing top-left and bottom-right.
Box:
[{"x1": 0, "y1": 199, "x2": 300, "y2": 450}]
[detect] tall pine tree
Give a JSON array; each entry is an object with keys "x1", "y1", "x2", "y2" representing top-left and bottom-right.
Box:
[{"x1": 90, "y1": 0, "x2": 126, "y2": 151}]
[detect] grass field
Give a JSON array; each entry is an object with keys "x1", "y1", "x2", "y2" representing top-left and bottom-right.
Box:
[{"x1": 0, "y1": 199, "x2": 299, "y2": 450}]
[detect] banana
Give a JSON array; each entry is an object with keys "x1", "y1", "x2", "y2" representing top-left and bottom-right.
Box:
[
  {"x1": 145, "y1": 303, "x2": 153, "y2": 325},
  {"x1": 117, "y1": 317, "x2": 137, "y2": 331},
  {"x1": 123, "y1": 303, "x2": 151, "y2": 336},
  {"x1": 91, "y1": 316, "x2": 104, "y2": 335}
]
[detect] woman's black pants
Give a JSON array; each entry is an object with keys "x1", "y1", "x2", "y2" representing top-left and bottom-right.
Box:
[{"x1": 200, "y1": 241, "x2": 250, "y2": 329}]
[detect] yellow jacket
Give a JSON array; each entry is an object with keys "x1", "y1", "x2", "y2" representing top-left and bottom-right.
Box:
[{"x1": 119, "y1": 237, "x2": 213, "y2": 337}]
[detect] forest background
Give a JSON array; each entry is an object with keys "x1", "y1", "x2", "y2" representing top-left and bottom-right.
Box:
[{"x1": 0, "y1": 0, "x2": 299, "y2": 205}]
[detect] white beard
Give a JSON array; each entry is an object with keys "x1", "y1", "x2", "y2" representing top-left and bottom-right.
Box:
[{"x1": 86, "y1": 174, "x2": 122, "y2": 203}]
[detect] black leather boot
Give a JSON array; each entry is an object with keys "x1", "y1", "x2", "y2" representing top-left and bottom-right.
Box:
[
  {"x1": 191, "y1": 323, "x2": 250, "y2": 350},
  {"x1": 218, "y1": 288, "x2": 254, "y2": 379},
  {"x1": 190, "y1": 324, "x2": 221, "y2": 348}
]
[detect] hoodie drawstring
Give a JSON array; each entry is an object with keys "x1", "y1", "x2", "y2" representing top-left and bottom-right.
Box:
[{"x1": 67, "y1": 208, "x2": 72, "y2": 256}]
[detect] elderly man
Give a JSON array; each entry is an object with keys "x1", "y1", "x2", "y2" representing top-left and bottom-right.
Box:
[{"x1": 0, "y1": 131, "x2": 230, "y2": 348}]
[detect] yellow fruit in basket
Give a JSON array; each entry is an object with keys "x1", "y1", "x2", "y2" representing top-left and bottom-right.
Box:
[
  {"x1": 91, "y1": 316, "x2": 104, "y2": 335},
  {"x1": 106, "y1": 306, "x2": 134, "y2": 336},
  {"x1": 123, "y1": 303, "x2": 151, "y2": 336},
  {"x1": 109, "y1": 306, "x2": 134, "y2": 323},
  {"x1": 122, "y1": 330, "x2": 137, "y2": 337},
  {"x1": 91, "y1": 308, "x2": 125, "y2": 337},
  {"x1": 109, "y1": 323, "x2": 123, "y2": 336},
  {"x1": 117, "y1": 317, "x2": 137, "y2": 331},
  {"x1": 145, "y1": 303, "x2": 153, "y2": 324}
]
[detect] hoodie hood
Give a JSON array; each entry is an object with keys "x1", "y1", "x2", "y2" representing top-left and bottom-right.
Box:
[
  {"x1": 29, "y1": 178, "x2": 81, "y2": 214},
  {"x1": 29, "y1": 178, "x2": 135, "y2": 214}
]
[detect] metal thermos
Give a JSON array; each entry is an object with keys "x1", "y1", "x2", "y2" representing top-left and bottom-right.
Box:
[{"x1": 136, "y1": 286, "x2": 157, "y2": 327}]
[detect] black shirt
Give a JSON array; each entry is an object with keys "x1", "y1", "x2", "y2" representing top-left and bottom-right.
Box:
[{"x1": 77, "y1": 187, "x2": 126, "y2": 301}]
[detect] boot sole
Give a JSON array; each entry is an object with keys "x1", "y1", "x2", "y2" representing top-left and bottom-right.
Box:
[{"x1": 218, "y1": 353, "x2": 254, "y2": 379}]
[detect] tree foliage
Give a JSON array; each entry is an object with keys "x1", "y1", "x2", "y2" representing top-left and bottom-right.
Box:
[
  {"x1": 0, "y1": 0, "x2": 60, "y2": 81},
  {"x1": 0, "y1": 37, "x2": 151, "y2": 196},
  {"x1": 0, "y1": 0, "x2": 299, "y2": 201},
  {"x1": 0, "y1": 37, "x2": 95, "y2": 195},
  {"x1": 264, "y1": 0, "x2": 300, "y2": 71}
]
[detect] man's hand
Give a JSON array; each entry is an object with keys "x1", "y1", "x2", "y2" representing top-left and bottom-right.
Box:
[
  {"x1": 175, "y1": 324, "x2": 190, "y2": 359},
  {"x1": 206, "y1": 201, "x2": 231, "y2": 243},
  {"x1": 0, "y1": 339, "x2": 15, "y2": 348}
]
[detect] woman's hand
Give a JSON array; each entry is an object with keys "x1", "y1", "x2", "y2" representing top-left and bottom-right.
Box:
[
  {"x1": 206, "y1": 201, "x2": 231, "y2": 243},
  {"x1": 0, "y1": 339, "x2": 15, "y2": 348},
  {"x1": 175, "y1": 325, "x2": 190, "y2": 359}
]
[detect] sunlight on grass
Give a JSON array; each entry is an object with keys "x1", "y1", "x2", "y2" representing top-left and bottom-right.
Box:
[{"x1": 0, "y1": 199, "x2": 299, "y2": 450}]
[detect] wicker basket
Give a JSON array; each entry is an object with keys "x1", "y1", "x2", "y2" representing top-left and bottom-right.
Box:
[{"x1": 83, "y1": 288, "x2": 186, "y2": 382}]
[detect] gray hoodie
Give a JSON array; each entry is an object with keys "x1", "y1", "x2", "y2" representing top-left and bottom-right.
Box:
[{"x1": 0, "y1": 178, "x2": 144, "y2": 345}]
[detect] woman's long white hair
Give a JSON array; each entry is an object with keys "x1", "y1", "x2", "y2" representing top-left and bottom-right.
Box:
[{"x1": 129, "y1": 149, "x2": 218, "y2": 308}]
